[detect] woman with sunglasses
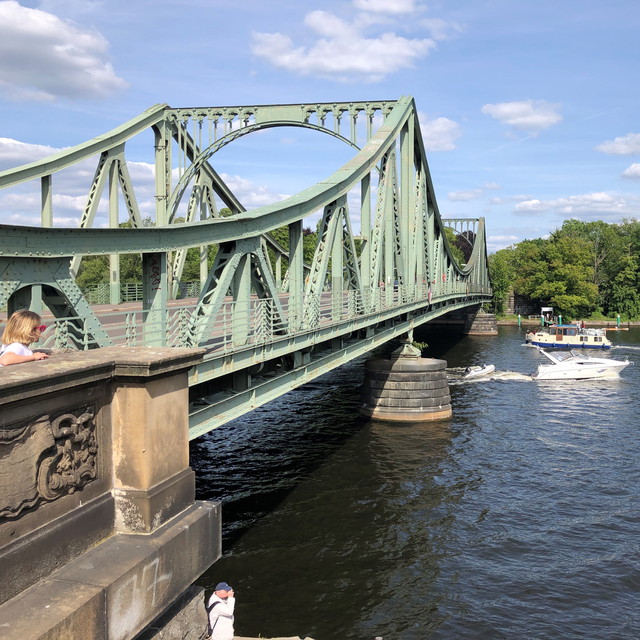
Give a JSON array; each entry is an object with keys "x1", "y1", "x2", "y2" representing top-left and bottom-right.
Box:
[{"x1": 0, "y1": 310, "x2": 50, "y2": 366}]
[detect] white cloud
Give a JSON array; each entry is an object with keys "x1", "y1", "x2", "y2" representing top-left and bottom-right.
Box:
[
  {"x1": 448, "y1": 182, "x2": 502, "y2": 202},
  {"x1": 487, "y1": 234, "x2": 519, "y2": 252},
  {"x1": 420, "y1": 18, "x2": 463, "y2": 40},
  {"x1": 251, "y1": 8, "x2": 447, "y2": 82},
  {"x1": 481, "y1": 99, "x2": 562, "y2": 132},
  {"x1": 419, "y1": 114, "x2": 461, "y2": 151},
  {"x1": 513, "y1": 192, "x2": 636, "y2": 219},
  {"x1": 0, "y1": 190, "x2": 82, "y2": 226},
  {"x1": 353, "y1": 0, "x2": 420, "y2": 14},
  {"x1": 448, "y1": 189, "x2": 483, "y2": 202},
  {"x1": 37, "y1": 0, "x2": 103, "y2": 16},
  {"x1": 488, "y1": 194, "x2": 530, "y2": 206},
  {"x1": 219, "y1": 173, "x2": 290, "y2": 208},
  {"x1": 621, "y1": 163, "x2": 640, "y2": 180},
  {"x1": 0, "y1": 0, "x2": 127, "y2": 101},
  {"x1": 596, "y1": 133, "x2": 640, "y2": 155},
  {"x1": 0, "y1": 137, "x2": 60, "y2": 170}
]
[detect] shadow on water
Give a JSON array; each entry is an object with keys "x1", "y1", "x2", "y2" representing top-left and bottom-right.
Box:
[
  {"x1": 190, "y1": 340, "x2": 416, "y2": 546},
  {"x1": 190, "y1": 360, "x2": 369, "y2": 548},
  {"x1": 198, "y1": 418, "x2": 461, "y2": 640}
]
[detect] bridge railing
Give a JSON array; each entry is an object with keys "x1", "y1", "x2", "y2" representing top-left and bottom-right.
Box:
[
  {"x1": 83, "y1": 281, "x2": 203, "y2": 305},
  {"x1": 37, "y1": 281, "x2": 491, "y2": 354}
]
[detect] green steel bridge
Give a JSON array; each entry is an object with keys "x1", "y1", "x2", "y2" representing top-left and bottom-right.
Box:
[{"x1": 0, "y1": 96, "x2": 492, "y2": 438}]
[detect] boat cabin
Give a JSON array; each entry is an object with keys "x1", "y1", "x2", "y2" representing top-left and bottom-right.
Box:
[
  {"x1": 549, "y1": 324, "x2": 578, "y2": 340},
  {"x1": 548, "y1": 324, "x2": 607, "y2": 346}
]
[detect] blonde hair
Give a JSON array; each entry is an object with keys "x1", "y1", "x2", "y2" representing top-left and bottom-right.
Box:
[{"x1": 2, "y1": 310, "x2": 43, "y2": 346}]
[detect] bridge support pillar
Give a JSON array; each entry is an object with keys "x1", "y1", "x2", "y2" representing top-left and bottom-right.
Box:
[
  {"x1": 464, "y1": 308, "x2": 498, "y2": 335},
  {"x1": 0, "y1": 346, "x2": 221, "y2": 640},
  {"x1": 360, "y1": 341, "x2": 452, "y2": 422}
]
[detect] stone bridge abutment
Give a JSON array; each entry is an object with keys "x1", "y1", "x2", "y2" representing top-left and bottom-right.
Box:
[{"x1": 0, "y1": 347, "x2": 219, "y2": 640}]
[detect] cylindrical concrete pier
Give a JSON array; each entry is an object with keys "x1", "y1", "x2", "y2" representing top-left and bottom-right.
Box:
[{"x1": 360, "y1": 343, "x2": 452, "y2": 422}]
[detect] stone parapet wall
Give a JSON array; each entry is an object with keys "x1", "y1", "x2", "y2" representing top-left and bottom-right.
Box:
[{"x1": 0, "y1": 346, "x2": 221, "y2": 640}]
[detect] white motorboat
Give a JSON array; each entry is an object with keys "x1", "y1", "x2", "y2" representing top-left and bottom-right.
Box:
[
  {"x1": 532, "y1": 348, "x2": 630, "y2": 380},
  {"x1": 463, "y1": 364, "x2": 496, "y2": 378}
]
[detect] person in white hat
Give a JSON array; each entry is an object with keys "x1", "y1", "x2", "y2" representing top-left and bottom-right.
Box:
[{"x1": 207, "y1": 582, "x2": 235, "y2": 640}]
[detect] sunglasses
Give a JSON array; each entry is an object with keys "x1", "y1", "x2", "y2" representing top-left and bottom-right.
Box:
[{"x1": 36, "y1": 325, "x2": 47, "y2": 332}]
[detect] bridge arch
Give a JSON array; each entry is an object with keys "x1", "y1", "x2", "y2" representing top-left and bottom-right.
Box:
[{"x1": 167, "y1": 120, "x2": 361, "y2": 224}]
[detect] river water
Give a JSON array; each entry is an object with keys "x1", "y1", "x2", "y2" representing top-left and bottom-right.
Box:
[{"x1": 191, "y1": 325, "x2": 640, "y2": 640}]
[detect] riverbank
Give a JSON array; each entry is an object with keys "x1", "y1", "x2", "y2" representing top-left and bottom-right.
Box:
[
  {"x1": 496, "y1": 318, "x2": 640, "y2": 328},
  {"x1": 235, "y1": 637, "x2": 315, "y2": 640}
]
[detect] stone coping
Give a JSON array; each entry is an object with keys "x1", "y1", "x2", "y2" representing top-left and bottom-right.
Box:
[{"x1": 0, "y1": 346, "x2": 205, "y2": 404}]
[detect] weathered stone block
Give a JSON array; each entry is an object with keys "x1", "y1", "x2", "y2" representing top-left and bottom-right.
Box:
[
  {"x1": 136, "y1": 585, "x2": 208, "y2": 640},
  {"x1": 0, "y1": 575, "x2": 105, "y2": 640}
]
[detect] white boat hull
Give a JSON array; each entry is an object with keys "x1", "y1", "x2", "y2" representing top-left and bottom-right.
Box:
[
  {"x1": 534, "y1": 362, "x2": 628, "y2": 380},
  {"x1": 532, "y1": 349, "x2": 630, "y2": 380},
  {"x1": 464, "y1": 364, "x2": 496, "y2": 378}
]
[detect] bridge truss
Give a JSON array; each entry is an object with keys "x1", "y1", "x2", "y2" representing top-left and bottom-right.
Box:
[{"x1": 0, "y1": 96, "x2": 492, "y2": 435}]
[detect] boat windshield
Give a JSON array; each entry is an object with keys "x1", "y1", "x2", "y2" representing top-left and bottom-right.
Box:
[
  {"x1": 551, "y1": 351, "x2": 577, "y2": 362},
  {"x1": 539, "y1": 349, "x2": 579, "y2": 363}
]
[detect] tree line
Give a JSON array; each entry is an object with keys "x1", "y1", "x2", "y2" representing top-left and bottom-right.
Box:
[{"x1": 488, "y1": 219, "x2": 640, "y2": 320}]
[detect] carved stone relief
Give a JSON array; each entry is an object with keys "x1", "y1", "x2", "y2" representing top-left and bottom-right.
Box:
[{"x1": 0, "y1": 407, "x2": 97, "y2": 521}]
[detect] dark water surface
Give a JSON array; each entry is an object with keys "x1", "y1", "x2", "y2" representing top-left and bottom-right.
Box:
[{"x1": 191, "y1": 326, "x2": 640, "y2": 639}]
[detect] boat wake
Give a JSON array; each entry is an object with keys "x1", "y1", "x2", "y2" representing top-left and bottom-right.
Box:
[
  {"x1": 492, "y1": 371, "x2": 534, "y2": 382},
  {"x1": 448, "y1": 368, "x2": 532, "y2": 385}
]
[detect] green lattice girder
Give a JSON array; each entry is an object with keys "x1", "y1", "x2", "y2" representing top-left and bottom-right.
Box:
[
  {"x1": 0, "y1": 97, "x2": 492, "y2": 348},
  {"x1": 0, "y1": 98, "x2": 445, "y2": 256}
]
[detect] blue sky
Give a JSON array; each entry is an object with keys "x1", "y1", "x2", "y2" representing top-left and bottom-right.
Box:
[{"x1": 1, "y1": 0, "x2": 639, "y2": 252}]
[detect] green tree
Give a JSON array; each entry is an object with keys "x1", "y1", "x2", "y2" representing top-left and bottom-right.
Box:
[
  {"x1": 488, "y1": 248, "x2": 515, "y2": 314},
  {"x1": 606, "y1": 254, "x2": 640, "y2": 319},
  {"x1": 76, "y1": 254, "x2": 108, "y2": 290},
  {"x1": 444, "y1": 227, "x2": 465, "y2": 266},
  {"x1": 264, "y1": 225, "x2": 317, "y2": 275},
  {"x1": 555, "y1": 219, "x2": 626, "y2": 310},
  {"x1": 512, "y1": 235, "x2": 598, "y2": 319}
]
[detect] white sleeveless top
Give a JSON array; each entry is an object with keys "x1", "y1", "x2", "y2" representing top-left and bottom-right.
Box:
[{"x1": 0, "y1": 342, "x2": 33, "y2": 366}]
